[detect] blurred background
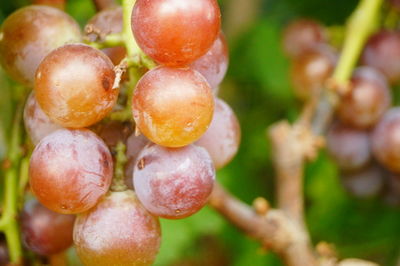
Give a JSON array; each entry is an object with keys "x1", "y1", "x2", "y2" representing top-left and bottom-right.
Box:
[{"x1": 2, "y1": 0, "x2": 400, "y2": 265}]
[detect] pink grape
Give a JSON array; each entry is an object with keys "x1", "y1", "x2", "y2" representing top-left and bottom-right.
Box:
[
  {"x1": 131, "y1": 0, "x2": 221, "y2": 66},
  {"x1": 372, "y1": 108, "x2": 400, "y2": 173},
  {"x1": 195, "y1": 98, "x2": 241, "y2": 169},
  {"x1": 74, "y1": 190, "x2": 161, "y2": 266},
  {"x1": 190, "y1": 33, "x2": 229, "y2": 89},
  {"x1": 29, "y1": 129, "x2": 113, "y2": 214},
  {"x1": 133, "y1": 144, "x2": 215, "y2": 219},
  {"x1": 0, "y1": 5, "x2": 81, "y2": 87},
  {"x1": 327, "y1": 122, "x2": 371, "y2": 172},
  {"x1": 21, "y1": 199, "x2": 75, "y2": 255},
  {"x1": 132, "y1": 66, "x2": 214, "y2": 147},
  {"x1": 23, "y1": 92, "x2": 62, "y2": 145},
  {"x1": 338, "y1": 67, "x2": 391, "y2": 129}
]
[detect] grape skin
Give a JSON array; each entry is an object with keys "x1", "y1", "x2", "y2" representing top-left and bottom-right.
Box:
[
  {"x1": 132, "y1": 66, "x2": 214, "y2": 147},
  {"x1": 0, "y1": 5, "x2": 81, "y2": 87},
  {"x1": 291, "y1": 44, "x2": 336, "y2": 99},
  {"x1": 195, "y1": 98, "x2": 241, "y2": 169},
  {"x1": 34, "y1": 44, "x2": 117, "y2": 128},
  {"x1": 282, "y1": 18, "x2": 327, "y2": 58},
  {"x1": 133, "y1": 144, "x2": 215, "y2": 219},
  {"x1": 23, "y1": 92, "x2": 62, "y2": 145},
  {"x1": 190, "y1": 33, "x2": 229, "y2": 90},
  {"x1": 327, "y1": 122, "x2": 371, "y2": 172},
  {"x1": 372, "y1": 108, "x2": 400, "y2": 173},
  {"x1": 337, "y1": 67, "x2": 391, "y2": 129},
  {"x1": 131, "y1": 0, "x2": 221, "y2": 66},
  {"x1": 21, "y1": 199, "x2": 75, "y2": 256},
  {"x1": 29, "y1": 129, "x2": 113, "y2": 214},
  {"x1": 341, "y1": 164, "x2": 384, "y2": 199},
  {"x1": 74, "y1": 190, "x2": 161, "y2": 266},
  {"x1": 362, "y1": 30, "x2": 400, "y2": 83},
  {"x1": 86, "y1": 6, "x2": 126, "y2": 65}
]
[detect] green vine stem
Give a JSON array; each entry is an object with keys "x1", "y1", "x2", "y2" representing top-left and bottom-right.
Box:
[
  {"x1": 332, "y1": 0, "x2": 382, "y2": 87},
  {"x1": 0, "y1": 99, "x2": 25, "y2": 263},
  {"x1": 313, "y1": 0, "x2": 383, "y2": 135}
]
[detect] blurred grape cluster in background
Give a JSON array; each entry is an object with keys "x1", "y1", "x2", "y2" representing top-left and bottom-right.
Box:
[{"x1": 2, "y1": 0, "x2": 400, "y2": 265}]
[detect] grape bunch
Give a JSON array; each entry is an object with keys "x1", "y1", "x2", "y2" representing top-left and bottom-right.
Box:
[
  {"x1": 282, "y1": 16, "x2": 400, "y2": 202},
  {"x1": 0, "y1": 0, "x2": 241, "y2": 264}
]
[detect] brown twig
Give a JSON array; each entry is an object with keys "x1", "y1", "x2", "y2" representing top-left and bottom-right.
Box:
[{"x1": 209, "y1": 182, "x2": 317, "y2": 266}]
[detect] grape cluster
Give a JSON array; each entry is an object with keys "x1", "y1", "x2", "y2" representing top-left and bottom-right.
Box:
[
  {"x1": 283, "y1": 17, "x2": 400, "y2": 202},
  {"x1": 0, "y1": 0, "x2": 241, "y2": 264}
]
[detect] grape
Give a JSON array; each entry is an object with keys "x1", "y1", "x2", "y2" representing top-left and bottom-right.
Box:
[
  {"x1": 86, "y1": 7, "x2": 126, "y2": 65},
  {"x1": 125, "y1": 134, "x2": 150, "y2": 189},
  {"x1": 21, "y1": 199, "x2": 75, "y2": 256},
  {"x1": 23, "y1": 92, "x2": 62, "y2": 145},
  {"x1": 190, "y1": 33, "x2": 229, "y2": 89},
  {"x1": 131, "y1": 0, "x2": 221, "y2": 66},
  {"x1": 291, "y1": 44, "x2": 336, "y2": 99},
  {"x1": 326, "y1": 122, "x2": 371, "y2": 172},
  {"x1": 35, "y1": 44, "x2": 117, "y2": 128},
  {"x1": 132, "y1": 66, "x2": 214, "y2": 147},
  {"x1": 361, "y1": 30, "x2": 400, "y2": 83},
  {"x1": 282, "y1": 18, "x2": 327, "y2": 58},
  {"x1": 29, "y1": 129, "x2": 113, "y2": 214},
  {"x1": 0, "y1": 5, "x2": 81, "y2": 87},
  {"x1": 92, "y1": 121, "x2": 132, "y2": 149},
  {"x1": 372, "y1": 108, "x2": 400, "y2": 173},
  {"x1": 337, "y1": 67, "x2": 391, "y2": 129},
  {"x1": 133, "y1": 144, "x2": 215, "y2": 219},
  {"x1": 74, "y1": 190, "x2": 161, "y2": 266},
  {"x1": 195, "y1": 98, "x2": 241, "y2": 169},
  {"x1": 341, "y1": 164, "x2": 384, "y2": 199}
]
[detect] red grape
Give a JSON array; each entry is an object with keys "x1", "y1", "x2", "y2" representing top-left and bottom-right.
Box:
[
  {"x1": 131, "y1": 0, "x2": 221, "y2": 66},
  {"x1": 29, "y1": 129, "x2": 113, "y2": 214},
  {"x1": 24, "y1": 92, "x2": 62, "y2": 145},
  {"x1": 74, "y1": 190, "x2": 161, "y2": 266},
  {"x1": 372, "y1": 108, "x2": 400, "y2": 173},
  {"x1": 125, "y1": 134, "x2": 150, "y2": 189},
  {"x1": 86, "y1": 7, "x2": 126, "y2": 65},
  {"x1": 132, "y1": 66, "x2": 214, "y2": 147},
  {"x1": 282, "y1": 18, "x2": 327, "y2": 58},
  {"x1": 133, "y1": 144, "x2": 215, "y2": 219},
  {"x1": 291, "y1": 44, "x2": 336, "y2": 99},
  {"x1": 337, "y1": 67, "x2": 391, "y2": 129},
  {"x1": 195, "y1": 98, "x2": 241, "y2": 169},
  {"x1": 0, "y1": 6, "x2": 81, "y2": 87},
  {"x1": 361, "y1": 30, "x2": 400, "y2": 83},
  {"x1": 327, "y1": 122, "x2": 371, "y2": 172},
  {"x1": 341, "y1": 164, "x2": 384, "y2": 199},
  {"x1": 21, "y1": 199, "x2": 75, "y2": 256},
  {"x1": 35, "y1": 44, "x2": 117, "y2": 128},
  {"x1": 190, "y1": 33, "x2": 229, "y2": 89}
]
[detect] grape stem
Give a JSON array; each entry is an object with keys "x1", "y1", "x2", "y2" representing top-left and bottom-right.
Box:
[
  {"x1": 111, "y1": 142, "x2": 128, "y2": 192},
  {"x1": 0, "y1": 100, "x2": 25, "y2": 263},
  {"x1": 209, "y1": 0, "x2": 382, "y2": 265}
]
